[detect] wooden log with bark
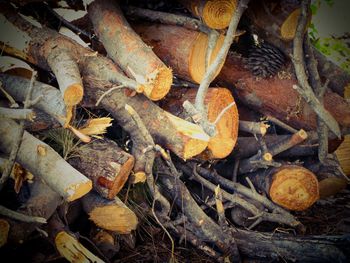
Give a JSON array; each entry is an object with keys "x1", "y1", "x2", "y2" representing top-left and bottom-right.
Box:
[
  {"x1": 161, "y1": 87, "x2": 239, "y2": 159},
  {"x1": 88, "y1": 0, "x2": 173, "y2": 101},
  {"x1": 246, "y1": 165, "x2": 319, "y2": 211},
  {"x1": 68, "y1": 139, "x2": 134, "y2": 199},
  {"x1": 178, "y1": 0, "x2": 237, "y2": 29},
  {"x1": 133, "y1": 23, "x2": 225, "y2": 84},
  {"x1": 82, "y1": 191, "x2": 138, "y2": 234},
  {"x1": 217, "y1": 52, "x2": 350, "y2": 134},
  {"x1": 0, "y1": 118, "x2": 92, "y2": 201}
]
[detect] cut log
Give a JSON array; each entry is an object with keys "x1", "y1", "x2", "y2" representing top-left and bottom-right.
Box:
[
  {"x1": 244, "y1": 1, "x2": 350, "y2": 97},
  {"x1": 162, "y1": 87, "x2": 239, "y2": 159},
  {"x1": 91, "y1": 228, "x2": 119, "y2": 260},
  {"x1": 246, "y1": 165, "x2": 319, "y2": 211},
  {"x1": 217, "y1": 52, "x2": 350, "y2": 133},
  {"x1": 178, "y1": 0, "x2": 237, "y2": 29},
  {"x1": 48, "y1": 212, "x2": 104, "y2": 263},
  {"x1": 133, "y1": 23, "x2": 225, "y2": 84},
  {"x1": 88, "y1": 0, "x2": 172, "y2": 101},
  {"x1": 82, "y1": 192, "x2": 138, "y2": 234},
  {"x1": 68, "y1": 139, "x2": 134, "y2": 199},
  {"x1": 0, "y1": 74, "x2": 66, "y2": 126},
  {"x1": 0, "y1": 7, "x2": 209, "y2": 160},
  {"x1": 0, "y1": 219, "x2": 9, "y2": 248},
  {"x1": 0, "y1": 118, "x2": 92, "y2": 201}
]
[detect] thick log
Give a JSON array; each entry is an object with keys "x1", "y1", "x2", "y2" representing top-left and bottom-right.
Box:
[
  {"x1": 48, "y1": 212, "x2": 104, "y2": 263},
  {"x1": 82, "y1": 191, "x2": 138, "y2": 234},
  {"x1": 178, "y1": 0, "x2": 237, "y2": 29},
  {"x1": 6, "y1": 179, "x2": 61, "y2": 244},
  {"x1": 0, "y1": 8, "x2": 209, "y2": 160},
  {"x1": 133, "y1": 23, "x2": 224, "y2": 84},
  {"x1": 88, "y1": 0, "x2": 172, "y2": 101},
  {"x1": 0, "y1": 118, "x2": 92, "y2": 201},
  {"x1": 245, "y1": 1, "x2": 350, "y2": 97},
  {"x1": 0, "y1": 74, "x2": 66, "y2": 126},
  {"x1": 246, "y1": 165, "x2": 319, "y2": 211},
  {"x1": 68, "y1": 139, "x2": 134, "y2": 199},
  {"x1": 217, "y1": 52, "x2": 350, "y2": 133},
  {"x1": 161, "y1": 87, "x2": 239, "y2": 159}
]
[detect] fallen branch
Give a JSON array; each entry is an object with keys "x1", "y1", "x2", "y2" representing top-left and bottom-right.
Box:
[{"x1": 0, "y1": 205, "x2": 46, "y2": 224}]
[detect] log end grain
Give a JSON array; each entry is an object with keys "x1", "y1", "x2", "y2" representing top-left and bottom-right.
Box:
[
  {"x1": 335, "y1": 135, "x2": 350, "y2": 176},
  {"x1": 202, "y1": 0, "x2": 237, "y2": 29},
  {"x1": 269, "y1": 166, "x2": 319, "y2": 211},
  {"x1": 0, "y1": 219, "x2": 10, "y2": 248},
  {"x1": 143, "y1": 66, "x2": 173, "y2": 101},
  {"x1": 66, "y1": 180, "x2": 92, "y2": 202},
  {"x1": 319, "y1": 177, "x2": 348, "y2": 199},
  {"x1": 203, "y1": 88, "x2": 239, "y2": 159},
  {"x1": 190, "y1": 33, "x2": 225, "y2": 84},
  {"x1": 280, "y1": 8, "x2": 311, "y2": 41},
  {"x1": 63, "y1": 83, "x2": 84, "y2": 106}
]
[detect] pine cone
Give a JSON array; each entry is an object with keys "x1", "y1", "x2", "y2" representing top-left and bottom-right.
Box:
[{"x1": 247, "y1": 42, "x2": 286, "y2": 78}]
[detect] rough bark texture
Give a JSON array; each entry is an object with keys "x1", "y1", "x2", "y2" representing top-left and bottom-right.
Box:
[
  {"x1": 88, "y1": 0, "x2": 173, "y2": 101},
  {"x1": 178, "y1": 0, "x2": 237, "y2": 29},
  {"x1": 68, "y1": 139, "x2": 134, "y2": 199},
  {"x1": 133, "y1": 23, "x2": 225, "y2": 84},
  {"x1": 161, "y1": 87, "x2": 239, "y2": 159},
  {"x1": 217, "y1": 52, "x2": 350, "y2": 133},
  {"x1": 0, "y1": 118, "x2": 92, "y2": 201},
  {"x1": 82, "y1": 191, "x2": 138, "y2": 234},
  {"x1": 246, "y1": 165, "x2": 319, "y2": 211}
]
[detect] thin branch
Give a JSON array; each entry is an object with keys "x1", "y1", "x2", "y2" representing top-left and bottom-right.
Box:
[
  {"x1": 0, "y1": 204, "x2": 46, "y2": 224},
  {"x1": 239, "y1": 120, "x2": 269, "y2": 136},
  {"x1": 292, "y1": 0, "x2": 340, "y2": 137},
  {"x1": 0, "y1": 107, "x2": 35, "y2": 121},
  {"x1": 0, "y1": 81, "x2": 19, "y2": 108},
  {"x1": 213, "y1": 101, "x2": 236, "y2": 125},
  {"x1": 266, "y1": 115, "x2": 298, "y2": 134},
  {"x1": 269, "y1": 129, "x2": 308, "y2": 156},
  {"x1": 0, "y1": 71, "x2": 37, "y2": 192},
  {"x1": 205, "y1": 29, "x2": 220, "y2": 71},
  {"x1": 95, "y1": 85, "x2": 125, "y2": 106}
]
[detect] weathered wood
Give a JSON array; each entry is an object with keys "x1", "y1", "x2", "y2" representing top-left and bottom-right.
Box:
[
  {"x1": 246, "y1": 165, "x2": 319, "y2": 211},
  {"x1": 0, "y1": 118, "x2": 92, "y2": 201},
  {"x1": 88, "y1": 0, "x2": 172, "y2": 101},
  {"x1": 82, "y1": 191, "x2": 138, "y2": 234},
  {"x1": 217, "y1": 52, "x2": 350, "y2": 134},
  {"x1": 68, "y1": 139, "x2": 134, "y2": 199},
  {"x1": 133, "y1": 23, "x2": 225, "y2": 84},
  {"x1": 178, "y1": 0, "x2": 237, "y2": 29},
  {"x1": 161, "y1": 87, "x2": 239, "y2": 159}
]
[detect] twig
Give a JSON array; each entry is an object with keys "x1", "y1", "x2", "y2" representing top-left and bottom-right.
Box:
[
  {"x1": 0, "y1": 107, "x2": 35, "y2": 121},
  {"x1": 239, "y1": 120, "x2": 269, "y2": 136},
  {"x1": 123, "y1": 5, "x2": 211, "y2": 34},
  {"x1": 0, "y1": 81, "x2": 19, "y2": 108},
  {"x1": 0, "y1": 205, "x2": 46, "y2": 224},
  {"x1": 205, "y1": 29, "x2": 220, "y2": 71},
  {"x1": 214, "y1": 185, "x2": 226, "y2": 228},
  {"x1": 266, "y1": 115, "x2": 298, "y2": 134},
  {"x1": 213, "y1": 101, "x2": 236, "y2": 125},
  {"x1": 184, "y1": 0, "x2": 250, "y2": 136},
  {"x1": 95, "y1": 85, "x2": 125, "y2": 106},
  {"x1": 269, "y1": 129, "x2": 308, "y2": 156},
  {"x1": 0, "y1": 71, "x2": 37, "y2": 192},
  {"x1": 292, "y1": 0, "x2": 340, "y2": 138},
  {"x1": 239, "y1": 150, "x2": 280, "y2": 174},
  {"x1": 305, "y1": 36, "x2": 329, "y2": 163},
  {"x1": 245, "y1": 177, "x2": 257, "y2": 194}
]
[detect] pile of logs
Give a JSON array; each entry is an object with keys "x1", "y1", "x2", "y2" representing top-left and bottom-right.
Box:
[{"x1": 0, "y1": 0, "x2": 349, "y2": 262}]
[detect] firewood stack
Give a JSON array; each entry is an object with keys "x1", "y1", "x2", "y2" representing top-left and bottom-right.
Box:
[{"x1": 0, "y1": 0, "x2": 349, "y2": 262}]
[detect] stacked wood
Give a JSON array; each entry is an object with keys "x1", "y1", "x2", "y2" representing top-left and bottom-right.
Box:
[
  {"x1": 217, "y1": 52, "x2": 350, "y2": 133},
  {"x1": 133, "y1": 23, "x2": 225, "y2": 84},
  {"x1": 0, "y1": 7, "x2": 210, "y2": 160},
  {"x1": 246, "y1": 165, "x2": 319, "y2": 211},
  {"x1": 88, "y1": 0, "x2": 173, "y2": 101},
  {"x1": 178, "y1": 0, "x2": 237, "y2": 29},
  {"x1": 68, "y1": 139, "x2": 134, "y2": 199},
  {"x1": 82, "y1": 192, "x2": 138, "y2": 234},
  {"x1": 244, "y1": 0, "x2": 350, "y2": 97},
  {"x1": 0, "y1": 118, "x2": 92, "y2": 201},
  {"x1": 162, "y1": 87, "x2": 239, "y2": 159}
]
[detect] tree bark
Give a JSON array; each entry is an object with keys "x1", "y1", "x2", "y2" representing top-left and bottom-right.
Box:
[
  {"x1": 133, "y1": 23, "x2": 225, "y2": 84},
  {"x1": 88, "y1": 0, "x2": 173, "y2": 101},
  {"x1": 68, "y1": 139, "x2": 134, "y2": 199},
  {"x1": 217, "y1": 52, "x2": 350, "y2": 134},
  {"x1": 161, "y1": 87, "x2": 239, "y2": 159},
  {"x1": 0, "y1": 118, "x2": 92, "y2": 201}
]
